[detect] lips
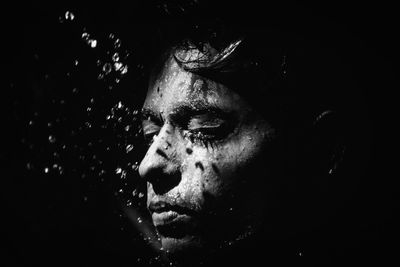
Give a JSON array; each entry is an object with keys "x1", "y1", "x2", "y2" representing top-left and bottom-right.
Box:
[{"x1": 149, "y1": 201, "x2": 197, "y2": 238}]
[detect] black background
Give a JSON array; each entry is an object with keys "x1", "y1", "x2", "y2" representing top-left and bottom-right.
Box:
[{"x1": 2, "y1": 1, "x2": 399, "y2": 266}]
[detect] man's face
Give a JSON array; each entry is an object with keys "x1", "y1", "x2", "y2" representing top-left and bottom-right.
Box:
[{"x1": 138, "y1": 51, "x2": 275, "y2": 255}]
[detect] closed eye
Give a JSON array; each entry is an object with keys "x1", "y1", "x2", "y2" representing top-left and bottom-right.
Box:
[
  {"x1": 185, "y1": 113, "x2": 234, "y2": 144},
  {"x1": 142, "y1": 120, "x2": 161, "y2": 145}
]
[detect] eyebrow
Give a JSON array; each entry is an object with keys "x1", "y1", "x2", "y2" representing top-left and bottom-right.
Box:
[{"x1": 141, "y1": 101, "x2": 232, "y2": 124}]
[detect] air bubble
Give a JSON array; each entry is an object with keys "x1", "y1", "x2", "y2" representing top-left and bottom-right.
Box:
[
  {"x1": 114, "y1": 39, "x2": 121, "y2": 48},
  {"x1": 103, "y1": 63, "x2": 112, "y2": 74},
  {"x1": 121, "y1": 66, "x2": 128, "y2": 74},
  {"x1": 64, "y1": 11, "x2": 75, "y2": 21},
  {"x1": 112, "y1": 53, "x2": 120, "y2": 62},
  {"x1": 114, "y1": 62, "x2": 123, "y2": 71},
  {"x1": 26, "y1": 162, "x2": 32, "y2": 170},
  {"x1": 48, "y1": 135, "x2": 56, "y2": 143},
  {"x1": 89, "y1": 40, "x2": 97, "y2": 48},
  {"x1": 126, "y1": 144, "x2": 134, "y2": 153}
]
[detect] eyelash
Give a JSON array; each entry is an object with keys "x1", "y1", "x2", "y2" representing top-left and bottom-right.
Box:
[
  {"x1": 142, "y1": 115, "x2": 232, "y2": 149},
  {"x1": 183, "y1": 130, "x2": 218, "y2": 149},
  {"x1": 143, "y1": 128, "x2": 218, "y2": 149}
]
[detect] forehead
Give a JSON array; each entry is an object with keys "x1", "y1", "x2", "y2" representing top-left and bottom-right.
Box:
[{"x1": 143, "y1": 54, "x2": 247, "y2": 116}]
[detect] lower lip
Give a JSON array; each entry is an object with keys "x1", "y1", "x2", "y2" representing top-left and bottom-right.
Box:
[
  {"x1": 152, "y1": 211, "x2": 194, "y2": 237},
  {"x1": 152, "y1": 211, "x2": 190, "y2": 226}
]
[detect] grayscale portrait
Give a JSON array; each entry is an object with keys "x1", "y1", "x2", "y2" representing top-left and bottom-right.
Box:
[{"x1": 4, "y1": 1, "x2": 396, "y2": 267}]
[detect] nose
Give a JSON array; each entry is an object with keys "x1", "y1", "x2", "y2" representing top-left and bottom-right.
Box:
[{"x1": 138, "y1": 123, "x2": 181, "y2": 195}]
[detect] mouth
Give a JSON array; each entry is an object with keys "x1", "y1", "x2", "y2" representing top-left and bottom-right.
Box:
[{"x1": 149, "y1": 201, "x2": 198, "y2": 238}]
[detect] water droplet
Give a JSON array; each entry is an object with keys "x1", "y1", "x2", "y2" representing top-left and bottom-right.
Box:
[
  {"x1": 114, "y1": 62, "x2": 123, "y2": 71},
  {"x1": 103, "y1": 63, "x2": 112, "y2": 74},
  {"x1": 132, "y1": 189, "x2": 137, "y2": 197},
  {"x1": 48, "y1": 135, "x2": 56, "y2": 143},
  {"x1": 64, "y1": 11, "x2": 75, "y2": 21},
  {"x1": 26, "y1": 162, "x2": 32, "y2": 170},
  {"x1": 114, "y1": 39, "x2": 121, "y2": 48},
  {"x1": 117, "y1": 101, "x2": 123, "y2": 109},
  {"x1": 126, "y1": 144, "x2": 134, "y2": 153},
  {"x1": 89, "y1": 39, "x2": 97, "y2": 48},
  {"x1": 112, "y1": 53, "x2": 120, "y2": 62},
  {"x1": 121, "y1": 65, "x2": 128, "y2": 74},
  {"x1": 132, "y1": 163, "x2": 139, "y2": 171},
  {"x1": 44, "y1": 167, "x2": 49, "y2": 173}
]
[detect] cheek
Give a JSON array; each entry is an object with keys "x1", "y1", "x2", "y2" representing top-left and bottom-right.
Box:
[
  {"x1": 201, "y1": 125, "x2": 270, "y2": 196},
  {"x1": 182, "y1": 146, "x2": 238, "y2": 200},
  {"x1": 178, "y1": 147, "x2": 226, "y2": 204}
]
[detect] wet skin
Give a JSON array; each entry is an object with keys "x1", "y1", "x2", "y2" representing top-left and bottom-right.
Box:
[{"x1": 138, "y1": 49, "x2": 276, "y2": 255}]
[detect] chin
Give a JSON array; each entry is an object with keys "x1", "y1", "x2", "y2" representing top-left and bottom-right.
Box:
[{"x1": 160, "y1": 235, "x2": 203, "y2": 255}]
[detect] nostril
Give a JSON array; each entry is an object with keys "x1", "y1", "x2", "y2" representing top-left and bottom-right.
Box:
[{"x1": 145, "y1": 167, "x2": 181, "y2": 195}]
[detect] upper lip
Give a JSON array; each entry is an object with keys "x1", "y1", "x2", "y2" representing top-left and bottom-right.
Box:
[{"x1": 149, "y1": 200, "x2": 196, "y2": 216}]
